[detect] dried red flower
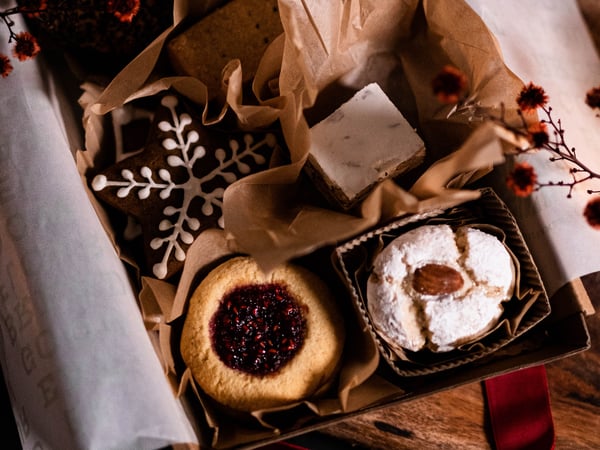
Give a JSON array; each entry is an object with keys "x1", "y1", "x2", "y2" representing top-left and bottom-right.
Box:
[
  {"x1": 527, "y1": 122, "x2": 549, "y2": 148},
  {"x1": 506, "y1": 162, "x2": 538, "y2": 197},
  {"x1": 584, "y1": 196, "x2": 600, "y2": 229},
  {"x1": 107, "y1": 0, "x2": 141, "y2": 23},
  {"x1": 585, "y1": 86, "x2": 600, "y2": 109},
  {"x1": 516, "y1": 82, "x2": 548, "y2": 112},
  {"x1": 12, "y1": 32, "x2": 41, "y2": 61},
  {"x1": 0, "y1": 54, "x2": 13, "y2": 78},
  {"x1": 432, "y1": 65, "x2": 468, "y2": 104},
  {"x1": 18, "y1": 0, "x2": 48, "y2": 18}
]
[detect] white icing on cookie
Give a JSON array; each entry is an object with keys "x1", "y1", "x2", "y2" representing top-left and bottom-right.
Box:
[
  {"x1": 308, "y1": 82, "x2": 425, "y2": 205},
  {"x1": 92, "y1": 95, "x2": 275, "y2": 279}
]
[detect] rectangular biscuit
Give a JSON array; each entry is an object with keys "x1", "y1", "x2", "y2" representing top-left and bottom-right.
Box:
[{"x1": 167, "y1": 0, "x2": 283, "y2": 95}]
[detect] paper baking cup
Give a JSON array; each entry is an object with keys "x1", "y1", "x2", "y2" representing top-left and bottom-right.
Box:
[{"x1": 333, "y1": 188, "x2": 551, "y2": 376}]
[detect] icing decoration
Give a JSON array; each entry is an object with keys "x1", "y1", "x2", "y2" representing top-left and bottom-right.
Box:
[{"x1": 91, "y1": 95, "x2": 277, "y2": 279}]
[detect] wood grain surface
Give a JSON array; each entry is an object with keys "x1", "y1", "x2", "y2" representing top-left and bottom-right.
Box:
[
  {"x1": 309, "y1": 273, "x2": 599, "y2": 449},
  {"x1": 307, "y1": 2, "x2": 600, "y2": 448}
]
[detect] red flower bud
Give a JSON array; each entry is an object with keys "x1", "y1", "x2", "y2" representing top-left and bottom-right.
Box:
[
  {"x1": 517, "y1": 82, "x2": 548, "y2": 111},
  {"x1": 107, "y1": 0, "x2": 141, "y2": 23},
  {"x1": 584, "y1": 196, "x2": 600, "y2": 229},
  {"x1": 432, "y1": 65, "x2": 467, "y2": 104},
  {"x1": 0, "y1": 54, "x2": 13, "y2": 78},
  {"x1": 506, "y1": 162, "x2": 538, "y2": 197},
  {"x1": 12, "y1": 32, "x2": 41, "y2": 61}
]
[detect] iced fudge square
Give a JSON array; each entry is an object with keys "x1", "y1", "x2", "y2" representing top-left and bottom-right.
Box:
[{"x1": 305, "y1": 82, "x2": 425, "y2": 209}]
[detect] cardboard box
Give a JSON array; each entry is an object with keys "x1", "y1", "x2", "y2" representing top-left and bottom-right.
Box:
[{"x1": 153, "y1": 189, "x2": 589, "y2": 449}]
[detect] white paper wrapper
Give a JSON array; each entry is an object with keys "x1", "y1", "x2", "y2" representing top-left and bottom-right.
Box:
[
  {"x1": 466, "y1": 0, "x2": 600, "y2": 296},
  {"x1": 0, "y1": 9, "x2": 197, "y2": 450}
]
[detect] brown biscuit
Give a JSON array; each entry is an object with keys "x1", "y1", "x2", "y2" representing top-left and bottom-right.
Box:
[
  {"x1": 167, "y1": 0, "x2": 283, "y2": 96},
  {"x1": 90, "y1": 94, "x2": 280, "y2": 279}
]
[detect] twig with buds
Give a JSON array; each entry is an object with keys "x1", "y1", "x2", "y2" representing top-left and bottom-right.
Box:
[{"x1": 432, "y1": 65, "x2": 600, "y2": 229}]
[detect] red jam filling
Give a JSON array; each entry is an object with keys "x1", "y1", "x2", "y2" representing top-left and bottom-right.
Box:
[{"x1": 210, "y1": 283, "x2": 306, "y2": 376}]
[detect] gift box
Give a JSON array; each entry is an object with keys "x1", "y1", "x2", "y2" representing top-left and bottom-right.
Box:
[
  {"x1": 0, "y1": 0, "x2": 597, "y2": 449},
  {"x1": 136, "y1": 189, "x2": 590, "y2": 449}
]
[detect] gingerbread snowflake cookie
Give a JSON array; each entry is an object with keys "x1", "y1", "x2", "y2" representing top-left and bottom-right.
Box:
[{"x1": 91, "y1": 94, "x2": 279, "y2": 279}]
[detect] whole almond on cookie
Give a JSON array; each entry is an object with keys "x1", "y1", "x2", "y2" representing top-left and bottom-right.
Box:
[{"x1": 412, "y1": 263, "x2": 465, "y2": 295}]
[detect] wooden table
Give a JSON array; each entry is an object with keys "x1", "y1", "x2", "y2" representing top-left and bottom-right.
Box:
[{"x1": 294, "y1": 273, "x2": 598, "y2": 449}]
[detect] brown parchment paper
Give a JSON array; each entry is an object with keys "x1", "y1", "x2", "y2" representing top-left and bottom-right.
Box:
[
  {"x1": 137, "y1": 229, "x2": 401, "y2": 448},
  {"x1": 224, "y1": 0, "x2": 528, "y2": 272},
  {"x1": 84, "y1": 0, "x2": 527, "y2": 277},
  {"x1": 89, "y1": 0, "x2": 284, "y2": 128}
]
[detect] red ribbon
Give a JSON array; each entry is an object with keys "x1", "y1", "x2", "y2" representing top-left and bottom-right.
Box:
[{"x1": 485, "y1": 365, "x2": 555, "y2": 450}]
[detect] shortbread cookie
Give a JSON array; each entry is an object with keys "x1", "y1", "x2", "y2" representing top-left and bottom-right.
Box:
[
  {"x1": 180, "y1": 256, "x2": 345, "y2": 411},
  {"x1": 167, "y1": 0, "x2": 283, "y2": 95}
]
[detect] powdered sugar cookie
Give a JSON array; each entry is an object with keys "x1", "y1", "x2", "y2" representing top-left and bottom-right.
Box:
[{"x1": 367, "y1": 224, "x2": 515, "y2": 352}]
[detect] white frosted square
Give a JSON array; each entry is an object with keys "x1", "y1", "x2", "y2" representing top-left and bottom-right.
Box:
[{"x1": 308, "y1": 82, "x2": 425, "y2": 208}]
